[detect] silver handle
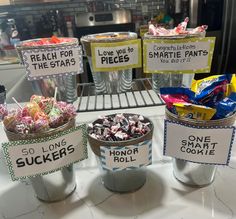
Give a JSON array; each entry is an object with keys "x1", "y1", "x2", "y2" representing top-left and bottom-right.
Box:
[
  {"x1": 189, "y1": 0, "x2": 199, "y2": 27},
  {"x1": 219, "y1": 0, "x2": 232, "y2": 72}
]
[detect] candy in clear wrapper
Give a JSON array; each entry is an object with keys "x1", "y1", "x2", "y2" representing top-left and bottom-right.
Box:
[
  {"x1": 3, "y1": 115, "x2": 16, "y2": 131},
  {"x1": 48, "y1": 106, "x2": 64, "y2": 128},
  {"x1": 24, "y1": 102, "x2": 42, "y2": 118},
  {"x1": 38, "y1": 98, "x2": 54, "y2": 114},
  {"x1": 148, "y1": 17, "x2": 207, "y2": 37},
  {"x1": 0, "y1": 104, "x2": 8, "y2": 120},
  {"x1": 30, "y1": 95, "x2": 45, "y2": 104},
  {"x1": 3, "y1": 94, "x2": 77, "y2": 134},
  {"x1": 34, "y1": 118, "x2": 50, "y2": 133}
]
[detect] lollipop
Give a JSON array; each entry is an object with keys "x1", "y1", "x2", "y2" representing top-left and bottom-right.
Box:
[
  {"x1": 48, "y1": 106, "x2": 64, "y2": 128},
  {"x1": 56, "y1": 101, "x2": 76, "y2": 122},
  {"x1": 30, "y1": 95, "x2": 45, "y2": 104},
  {"x1": 15, "y1": 116, "x2": 35, "y2": 134},
  {"x1": 24, "y1": 102, "x2": 42, "y2": 118},
  {"x1": 0, "y1": 104, "x2": 8, "y2": 120},
  {"x1": 38, "y1": 98, "x2": 54, "y2": 114},
  {"x1": 3, "y1": 114, "x2": 18, "y2": 132},
  {"x1": 34, "y1": 118, "x2": 50, "y2": 133}
]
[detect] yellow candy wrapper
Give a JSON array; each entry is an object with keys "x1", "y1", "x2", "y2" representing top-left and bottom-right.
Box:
[
  {"x1": 173, "y1": 103, "x2": 216, "y2": 121},
  {"x1": 191, "y1": 75, "x2": 222, "y2": 93},
  {"x1": 230, "y1": 74, "x2": 236, "y2": 93}
]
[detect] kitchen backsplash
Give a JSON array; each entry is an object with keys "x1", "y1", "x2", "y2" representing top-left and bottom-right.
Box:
[
  {"x1": 0, "y1": 0, "x2": 165, "y2": 19},
  {"x1": 0, "y1": 0, "x2": 166, "y2": 40}
]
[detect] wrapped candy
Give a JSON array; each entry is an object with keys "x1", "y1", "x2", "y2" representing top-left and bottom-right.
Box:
[
  {"x1": 160, "y1": 87, "x2": 195, "y2": 110},
  {"x1": 38, "y1": 98, "x2": 54, "y2": 114},
  {"x1": 34, "y1": 118, "x2": 50, "y2": 133},
  {"x1": 30, "y1": 95, "x2": 45, "y2": 104},
  {"x1": 22, "y1": 36, "x2": 74, "y2": 47},
  {"x1": 24, "y1": 102, "x2": 42, "y2": 118},
  {"x1": 148, "y1": 17, "x2": 207, "y2": 37},
  {"x1": 0, "y1": 104, "x2": 8, "y2": 120},
  {"x1": 173, "y1": 17, "x2": 189, "y2": 35},
  {"x1": 48, "y1": 106, "x2": 64, "y2": 128},
  {"x1": 88, "y1": 114, "x2": 151, "y2": 141},
  {"x1": 3, "y1": 94, "x2": 76, "y2": 133},
  {"x1": 3, "y1": 114, "x2": 18, "y2": 132},
  {"x1": 56, "y1": 101, "x2": 76, "y2": 122}
]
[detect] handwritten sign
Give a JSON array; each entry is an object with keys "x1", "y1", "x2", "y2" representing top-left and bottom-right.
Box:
[
  {"x1": 100, "y1": 140, "x2": 152, "y2": 171},
  {"x1": 22, "y1": 44, "x2": 83, "y2": 80},
  {"x1": 2, "y1": 124, "x2": 87, "y2": 181},
  {"x1": 164, "y1": 120, "x2": 235, "y2": 165},
  {"x1": 143, "y1": 37, "x2": 215, "y2": 74},
  {"x1": 91, "y1": 39, "x2": 142, "y2": 72}
]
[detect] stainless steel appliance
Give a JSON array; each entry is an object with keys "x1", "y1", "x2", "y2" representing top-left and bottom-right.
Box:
[
  {"x1": 74, "y1": 9, "x2": 134, "y2": 39},
  {"x1": 74, "y1": 9, "x2": 136, "y2": 83},
  {"x1": 189, "y1": 0, "x2": 235, "y2": 74}
]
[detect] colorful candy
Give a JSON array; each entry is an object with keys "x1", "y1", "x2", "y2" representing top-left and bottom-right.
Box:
[
  {"x1": 191, "y1": 75, "x2": 228, "y2": 107},
  {"x1": 148, "y1": 17, "x2": 207, "y2": 37},
  {"x1": 21, "y1": 36, "x2": 74, "y2": 47},
  {"x1": 162, "y1": 74, "x2": 236, "y2": 121},
  {"x1": 215, "y1": 93, "x2": 236, "y2": 119},
  {"x1": 160, "y1": 87, "x2": 195, "y2": 110},
  {"x1": 0, "y1": 104, "x2": 8, "y2": 120},
  {"x1": 3, "y1": 95, "x2": 77, "y2": 134}
]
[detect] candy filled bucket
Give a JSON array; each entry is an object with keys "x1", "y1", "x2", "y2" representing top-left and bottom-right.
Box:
[
  {"x1": 15, "y1": 37, "x2": 79, "y2": 103},
  {"x1": 87, "y1": 113, "x2": 153, "y2": 193},
  {"x1": 165, "y1": 108, "x2": 236, "y2": 187},
  {"x1": 143, "y1": 19, "x2": 207, "y2": 93},
  {"x1": 81, "y1": 32, "x2": 137, "y2": 94},
  {"x1": 4, "y1": 118, "x2": 76, "y2": 202}
]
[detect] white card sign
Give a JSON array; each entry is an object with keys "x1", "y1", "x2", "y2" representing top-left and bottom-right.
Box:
[
  {"x1": 164, "y1": 120, "x2": 235, "y2": 165},
  {"x1": 100, "y1": 140, "x2": 152, "y2": 171},
  {"x1": 143, "y1": 37, "x2": 215, "y2": 74},
  {"x1": 22, "y1": 44, "x2": 83, "y2": 80},
  {"x1": 2, "y1": 124, "x2": 87, "y2": 181},
  {"x1": 91, "y1": 39, "x2": 142, "y2": 72}
]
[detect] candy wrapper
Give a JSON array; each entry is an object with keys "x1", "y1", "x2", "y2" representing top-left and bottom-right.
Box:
[
  {"x1": 162, "y1": 74, "x2": 236, "y2": 121},
  {"x1": 214, "y1": 92, "x2": 236, "y2": 119},
  {"x1": 160, "y1": 87, "x2": 195, "y2": 110},
  {"x1": 21, "y1": 36, "x2": 74, "y2": 47},
  {"x1": 173, "y1": 103, "x2": 216, "y2": 120},
  {"x1": 191, "y1": 75, "x2": 228, "y2": 107},
  {"x1": 0, "y1": 104, "x2": 8, "y2": 121},
  {"x1": 88, "y1": 114, "x2": 151, "y2": 141},
  {"x1": 148, "y1": 17, "x2": 207, "y2": 37}
]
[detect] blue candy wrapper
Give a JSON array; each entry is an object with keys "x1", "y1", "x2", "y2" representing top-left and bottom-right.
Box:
[
  {"x1": 215, "y1": 92, "x2": 236, "y2": 119},
  {"x1": 191, "y1": 75, "x2": 228, "y2": 107}
]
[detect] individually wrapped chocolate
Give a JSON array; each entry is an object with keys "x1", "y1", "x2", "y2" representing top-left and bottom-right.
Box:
[{"x1": 88, "y1": 114, "x2": 151, "y2": 141}]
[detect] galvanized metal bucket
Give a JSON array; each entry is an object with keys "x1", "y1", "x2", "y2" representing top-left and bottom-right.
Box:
[
  {"x1": 81, "y1": 32, "x2": 137, "y2": 94},
  {"x1": 5, "y1": 119, "x2": 76, "y2": 202},
  {"x1": 87, "y1": 113, "x2": 153, "y2": 193},
  {"x1": 143, "y1": 30, "x2": 206, "y2": 92},
  {"x1": 166, "y1": 109, "x2": 236, "y2": 187},
  {"x1": 15, "y1": 38, "x2": 79, "y2": 103}
]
